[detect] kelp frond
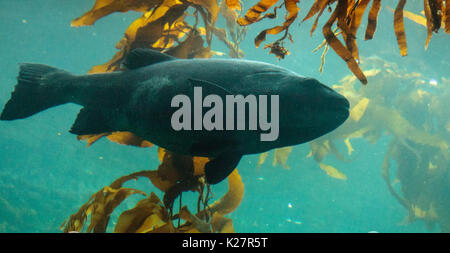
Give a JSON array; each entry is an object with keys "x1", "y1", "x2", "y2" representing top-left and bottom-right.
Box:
[{"x1": 233, "y1": 0, "x2": 449, "y2": 84}]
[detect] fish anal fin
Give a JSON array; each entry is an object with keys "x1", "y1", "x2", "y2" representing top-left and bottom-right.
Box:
[
  {"x1": 124, "y1": 48, "x2": 176, "y2": 69},
  {"x1": 204, "y1": 152, "x2": 242, "y2": 184},
  {"x1": 70, "y1": 108, "x2": 115, "y2": 135}
]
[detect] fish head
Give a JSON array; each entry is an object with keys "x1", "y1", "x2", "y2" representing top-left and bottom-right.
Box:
[{"x1": 276, "y1": 76, "x2": 350, "y2": 145}]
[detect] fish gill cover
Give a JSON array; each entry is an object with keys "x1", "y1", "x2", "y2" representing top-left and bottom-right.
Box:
[{"x1": 2, "y1": 0, "x2": 446, "y2": 233}]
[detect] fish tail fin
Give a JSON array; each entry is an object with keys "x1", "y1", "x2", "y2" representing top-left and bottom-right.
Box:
[{"x1": 1, "y1": 63, "x2": 73, "y2": 120}]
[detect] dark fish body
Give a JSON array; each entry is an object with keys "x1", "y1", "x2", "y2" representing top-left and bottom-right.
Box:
[{"x1": 0, "y1": 49, "x2": 349, "y2": 184}]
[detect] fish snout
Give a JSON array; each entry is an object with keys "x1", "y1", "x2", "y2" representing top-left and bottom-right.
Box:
[{"x1": 322, "y1": 87, "x2": 350, "y2": 126}]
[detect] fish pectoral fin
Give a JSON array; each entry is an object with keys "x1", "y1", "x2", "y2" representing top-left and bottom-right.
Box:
[
  {"x1": 204, "y1": 152, "x2": 242, "y2": 184},
  {"x1": 124, "y1": 48, "x2": 176, "y2": 69},
  {"x1": 188, "y1": 78, "x2": 232, "y2": 96},
  {"x1": 69, "y1": 107, "x2": 115, "y2": 135}
]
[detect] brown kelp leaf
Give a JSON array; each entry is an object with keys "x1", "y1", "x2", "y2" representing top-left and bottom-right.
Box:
[
  {"x1": 158, "y1": 147, "x2": 207, "y2": 177},
  {"x1": 237, "y1": 0, "x2": 279, "y2": 26},
  {"x1": 77, "y1": 132, "x2": 152, "y2": 147},
  {"x1": 71, "y1": 0, "x2": 163, "y2": 27},
  {"x1": 257, "y1": 152, "x2": 269, "y2": 168},
  {"x1": 151, "y1": 20, "x2": 192, "y2": 49},
  {"x1": 427, "y1": 0, "x2": 443, "y2": 32},
  {"x1": 254, "y1": 0, "x2": 300, "y2": 48},
  {"x1": 211, "y1": 212, "x2": 235, "y2": 232},
  {"x1": 323, "y1": 1, "x2": 367, "y2": 84},
  {"x1": 165, "y1": 29, "x2": 210, "y2": 58},
  {"x1": 152, "y1": 151, "x2": 186, "y2": 192},
  {"x1": 158, "y1": 147, "x2": 166, "y2": 162},
  {"x1": 306, "y1": 0, "x2": 331, "y2": 36},
  {"x1": 401, "y1": 9, "x2": 428, "y2": 27},
  {"x1": 220, "y1": 0, "x2": 242, "y2": 44},
  {"x1": 373, "y1": 105, "x2": 448, "y2": 151},
  {"x1": 77, "y1": 133, "x2": 109, "y2": 147},
  {"x1": 193, "y1": 156, "x2": 209, "y2": 176},
  {"x1": 179, "y1": 206, "x2": 212, "y2": 232},
  {"x1": 125, "y1": 2, "x2": 188, "y2": 50},
  {"x1": 303, "y1": 0, "x2": 331, "y2": 22},
  {"x1": 344, "y1": 138, "x2": 354, "y2": 155},
  {"x1": 319, "y1": 163, "x2": 347, "y2": 180},
  {"x1": 225, "y1": 0, "x2": 242, "y2": 11},
  {"x1": 424, "y1": 0, "x2": 434, "y2": 49},
  {"x1": 394, "y1": 0, "x2": 408, "y2": 56},
  {"x1": 309, "y1": 140, "x2": 330, "y2": 163},
  {"x1": 349, "y1": 97, "x2": 370, "y2": 122},
  {"x1": 88, "y1": 1, "x2": 189, "y2": 73},
  {"x1": 345, "y1": 0, "x2": 371, "y2": 59},
  {"x1": 106, "y1": 132, "x2": 153, "y2": 147},
  {"x1": 272, "y1": 146, "x2": 292, "y2": 169},
  {"x1": 114, "y1": 193, "x2": 171, "y2": 233},
  {"x1": 188, "y1": 0, "x2": 220, "y2": 23},
  {"x1": 62, "y1": 184, "x2": 147, "y2": 233},
  {"x1": 365, "y1": 0, "x2": 381, "y2": 40},
  {"x1": 207, "y1": 169, "x2": 244, "y2": 215}
]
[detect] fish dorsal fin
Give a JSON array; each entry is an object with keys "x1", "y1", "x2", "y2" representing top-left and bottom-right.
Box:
[
  {"x1": 188, "y1": 78, "x2": 232, "y2": 96},
  {"x1": 124, "y1": 48, "x2": 176, "y2": 69}
]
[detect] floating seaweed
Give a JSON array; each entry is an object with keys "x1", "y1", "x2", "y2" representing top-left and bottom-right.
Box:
[
  {"x1": 61, "y1": 150, "x2": 244, "y2": 233},
  {"x1": 234, "y1": 0, "x2": 450, "y2": 84}
]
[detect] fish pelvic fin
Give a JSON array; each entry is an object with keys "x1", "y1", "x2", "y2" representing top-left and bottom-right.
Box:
[
  {"x1": 204, "y1": 152, "x2": 242, "y2": 184},
  {"x1": 0, "y1": 63, "x2": 73, "y2": 120}
]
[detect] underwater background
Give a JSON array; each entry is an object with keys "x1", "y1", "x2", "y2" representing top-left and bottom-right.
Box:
[{"x1": 0, "y1": 0, "x2": 448, "y2": 233}]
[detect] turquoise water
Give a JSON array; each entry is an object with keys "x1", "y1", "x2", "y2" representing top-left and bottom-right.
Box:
[{"x1": 0, "y1": 0, "x2": 448, "y2": 232}]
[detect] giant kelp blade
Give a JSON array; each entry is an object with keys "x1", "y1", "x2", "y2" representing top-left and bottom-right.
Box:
[
  {"x1": 346, "y1": 0, "x2": 371, "y2": 59},
  {"x1": 319, "y1": 163, "x2": 347, "y2": 180},
  {"x1": 206, "y1": 169, "x2": 244, "y2": 215},
  {"x1": 272, "y1": 146, "x2": 292, "y2": 169},
  {"x1": 308, "y1": 1, "x2": 329, "y2": 36},
  {"x1": 77, "y1": 133, "x2": 109, "y2": 147},
  {"x1": 188, "y1": 0, "x2": 220, "y2": 23},
  {"x1": 349, "y1": 97, "x2": 370, "y2": 122},
  {"x1": 323, "y1": 1, "x2": 367, "y2": 84},
  {"x1": 427, "y1": 0, "x2": 442, "y2": 32},
  {"x1": 77, "y1": 131, "x2": 152, "y2": 147},
  {"x1": 424, "y1": 0, "x2": 434, "y2": 49},
  {"x1": 88, "y1": 1, "x2": 189, "y2": 73},
  {"x1": 237, "y1": 0, "x2": 279, "y2": 26},
  {"x1": 106, "y1": 132, "x2": 153, "y2": 147},
  {"x1": 257, "y1": 152, "x2": 269, "y2": 168},
  {"x1": 164, "y1": 29, "x2": 211, "y2": 58},
  {"x1": 71, "y1": 0, "x2": 163, "y2": 27},
  {"x1": 114, "y1": 193, "x2": 171, "y2": 233},
  {"x1": 211, "y1": 212, "x2": 235, "y2": 232},
  {"x1": 403, "y1": 9, "x2": 428, "y2": 27},
  {"x1": 303, "y1": 0, "x2": 332, "y2": 22},
  {"x1": 254, "y1": 0, "x2": 300, "y2": 47},
  {"x1": 365, "y1": 0, "x2": 381, "y2": 40},
  {"x1": 309, "y1": 140, "x2": 330, "y2": 163},
  {"x1": 225, "y1": 0, "x2": 242, "y2": 11},
  {"x1": 394, "y1": 0, "x2": 408, "y2": 56}
]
